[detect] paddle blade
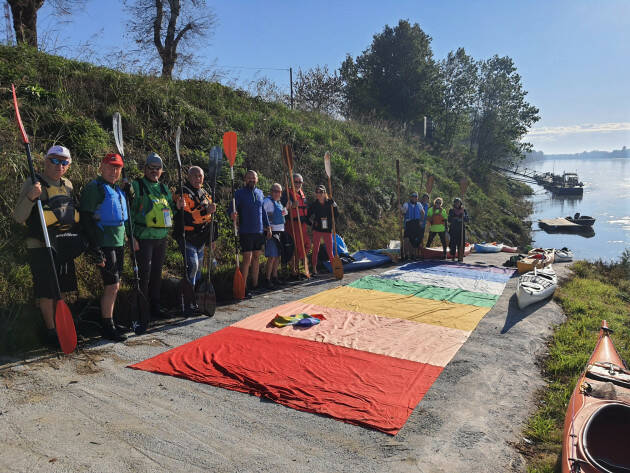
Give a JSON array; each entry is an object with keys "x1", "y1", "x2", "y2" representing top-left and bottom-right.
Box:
[
  {"x1": 54, "y1": 300, "x2": 77, "y2": 354},
  {"x1": 331, "y1": 256, "x2": 344, "y2": 280},
  {"x1": 113, "y1": 112, "x2": 124, "y2": 157},
  {"x1": 426, "y1": 175, "x2": 434, "y2": 193},
  {"x1": 196, "y1": 280, "x2": 216, "y2": 317},
  {"x1": 459, "y1": 177, "x2": 469, "y2": 195},
  {"x1": 233, "y1": 268, "x2": 245, "y2": 300},
  {"x1": 175, "y1": 126, "x2": 182, "y2": 167},
  {"x1": 282, "y1": 145, "x2": 294, "y2": 170},
  {"x1": 11, "y1": 84, "x2": 29, "y2": 145},
  {"x1": 223, "y1": 131, "x2": 238, "y2": 166},
  {"x1": 208, "y1": 146, "x2": 223, "y2": 184},
  {"x1": 324, "y1": 151, "x2": 332, "y2": 178},
  {"x1": 395, "y1": 159, "x2": 400, "y2": 175}
]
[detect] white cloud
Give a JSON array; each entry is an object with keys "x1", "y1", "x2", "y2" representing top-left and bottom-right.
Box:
[{"x1": 527, "y1": 122, "x2": 630, "y2": 137}]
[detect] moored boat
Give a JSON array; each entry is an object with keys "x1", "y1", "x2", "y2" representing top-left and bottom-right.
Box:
[
  {"x1": 474, "y1": 242, "x2": 504, "y2": 253},
  {"x1": 516, "y1": 265, "x2": 557, "y2": 309},
  {"x1": 517, "y1": 248, "x2": 554, "y2": 274},
  {"x1": 561, "y1": 321, "x2": 630, "y2": 473},
  {"x1": 566, "y1": 213, "x2": 596, "y2": 227}
]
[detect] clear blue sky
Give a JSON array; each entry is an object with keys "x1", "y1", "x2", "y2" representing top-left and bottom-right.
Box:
[{"x1": 31, "y1": 0, "x2": 630, "y2": 154}]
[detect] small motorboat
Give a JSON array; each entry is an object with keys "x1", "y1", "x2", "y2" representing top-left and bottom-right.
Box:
[
  {"x1": 554, "y1": 247, "x2": 573, "y2": 262},
  {"x1": 501, "y1": 245, "x2": 518, "y2": 253},
  {"x1": 516, "y1": 265, "x2": 557, "y2": 309},
  {"x1": 422, "y1": 242, "x2": 471, "y2": 259},
  {"x1": 561, "y1": 320, "x2": 630, "y2": 473},
  {"x1": 517, "y1": 248, "x2": 554, "y2": 274},
  {"x1": 474, "y1": 242, "x2": 504, "y2": 253},
  {"x1": 565, "y1": 212, "x2": 596, "y2": 227}
]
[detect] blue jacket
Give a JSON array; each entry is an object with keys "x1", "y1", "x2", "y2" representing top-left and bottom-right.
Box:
[
  {"x1": 421, "y1": 202, "x2": 429, "y2": 226},
  {"x1": 229, "y1": 186, "x2": 270, "y2": 234}
]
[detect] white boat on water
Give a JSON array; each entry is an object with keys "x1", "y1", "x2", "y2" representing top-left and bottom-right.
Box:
[
  {"x1": 553, "y1": 247, "x2": 573, "y2": 262},
  {"x1": 517, "y1": 265, "x2": 558, "y2": 310}
]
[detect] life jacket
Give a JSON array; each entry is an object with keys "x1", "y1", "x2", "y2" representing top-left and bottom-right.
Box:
[
  {"x1": 264, "y1": 196, "x2": 285, "y2": 225},
  {"x1": 134, "y1": 178, "x2": 173, "y2": 228},
  {"x1": 287, "y1": 189, "x2": 307, "y2": 219},
  {"x1": 404, "y1": 202, "x2": 422, "y2": 222},
  {"x1": 428, "y1": 207, "x2": 446, "y2": 226},
  {"x1": 92, "y1": 180, "x2": 128, "y2": 230},
  {"x1": 26, "y1": 174, "x2": 79, "y2": 239},
  {"x1": 181, "y1": 184, "x2": 212, "y2": 232}
]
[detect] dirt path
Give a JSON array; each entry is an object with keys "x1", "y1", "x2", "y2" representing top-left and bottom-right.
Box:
[{"x1": 0, "y1": 254, "x2": 570, "y2": 473}]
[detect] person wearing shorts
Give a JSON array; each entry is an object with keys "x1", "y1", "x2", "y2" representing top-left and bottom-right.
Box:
[
  {"x1": 263, "y1": 183, "x2": 288, "y2": 288},
  {"x1": 229, "y1": 170, "x2": 271, "y2": 297},
  {"x1": 80, "y1": 153, "x2": 135, "y2": 342}
]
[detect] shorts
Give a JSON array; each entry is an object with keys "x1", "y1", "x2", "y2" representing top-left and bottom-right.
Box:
[
  {"x1": 99, "y1": 246, "x2": 125, "y2": 286},
  {"x1": 240, "y1": 233, "x2": 265, "y2": 252},
  {"x1": 265, "y1": 232, "x2": 282, "y2": 258},
  {"x1": 28, "y1": 247, "x2": 78, "y2": 299}
]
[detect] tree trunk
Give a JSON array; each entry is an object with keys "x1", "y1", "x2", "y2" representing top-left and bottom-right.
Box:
[
  {"x1": 161, "y1": 51, "x2": 176, "y2": 79},
  {"x1": 8, "y1": 0, "x2": 44, "y2": 48}
]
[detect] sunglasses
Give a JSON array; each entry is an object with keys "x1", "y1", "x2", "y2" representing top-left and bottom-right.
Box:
[
  {"x1": 294, "y1": 180, "x2": 303, "y2": 184},
  {"x1": 316, "y1": 190, "x2": 324, "y2": 194},
  {"x1": 147, "y1": 165, "x2": 162, "y2": 171},
  {"x1": 48, "y1": 158, "x2": 70, "y2": 166}
]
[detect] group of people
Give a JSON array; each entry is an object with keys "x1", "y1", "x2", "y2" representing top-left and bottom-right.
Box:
[
  {"x1": 13, "y1": 145, "x2": 341, "y2": 347},
  {"x1": 401, "y1": 191, "x2": 469, "y2": 261}
]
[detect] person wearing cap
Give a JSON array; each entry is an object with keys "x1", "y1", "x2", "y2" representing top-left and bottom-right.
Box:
[
  {"x1": 13, "y1": 145, "x2": 81, "y2": 349},
  {"x1": 79, "y1": 153, "x2": 136, "y2": 341},
  {"x1": 229, "y1": 170, "x2": 272, "y2": 297},
  {"x1": 448, "y1": 197, "x2": 469, "y2": 261},
  {"x1": 262, "y1": 183, "x2": 288, "y2": 288},
  {"x1": 307, "y1": 185, "x2": 339, "y2": 275},
  {"x1": 173, "y1": 165, "x2": 217, "y2": 313},
  {"x1": 281, "y1": 173, "x2": 311, "y2": 279},
  {"x1": 130, "y1": 152, "x2": 183, "y2": 319},
  {"x1": 426, "y1": 197, "x2": 449, "y2": 259},
  {"x1": 400, "y1": 191, "x2": 425, "y2": 260}
]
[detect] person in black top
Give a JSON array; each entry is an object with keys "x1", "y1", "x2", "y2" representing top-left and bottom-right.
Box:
[{"x1": 307, "y1": 185, "x2": 339, "y2": 275}]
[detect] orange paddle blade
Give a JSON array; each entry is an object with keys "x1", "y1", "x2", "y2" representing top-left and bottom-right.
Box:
[
  {"x1": 331, "y1": 256, "x2": 344, "y2": 280},
  {"x1": 11, "y1": 84, "x2": 29, "y2": 145},
  {"x1": 459, "y1": 177, "x2": 469, "y2": 195},
  {"x1": 223, "y1": 131, "x2": 238, "y2": 166},
  {"x1": 233, "y1": 268, "x2": 245, "y2": 300},
  {"x1": 282, "y1": 145, "x2": 294, "y2": 170},
  {"x1": 426, "y1": 175, "x2": 434, "y2": 193},
  {"x1": 54, "y1": 300, "x2": 77, "y2": 354}
]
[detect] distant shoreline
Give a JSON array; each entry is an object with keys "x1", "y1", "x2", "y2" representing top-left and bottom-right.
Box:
[{"x1": 526, "y1": 147, "x2": 629, "y2": 161}]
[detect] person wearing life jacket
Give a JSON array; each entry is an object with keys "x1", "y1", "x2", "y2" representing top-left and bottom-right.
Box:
[
  {"x1": 229, "y1": 170, "x2": 272, "y2": 298},
  {"x1": 426, "y1": 197, "x2": 449, "y2": 259},
  {"x1": 12, "y1": 145, "x2": 80, "y2": 349},
  {"x1": 448, "y1": 197, "x2": 470, "y2": 262},
  {"x1": 307, "y1": 185, "x2": 340, "y2": 275},
  {"x1": 262, "y1": 183, "x2": 288, "y2": 288},
  {"x1": 130, "y1": 153, "x2": 183, "y2": 320},
  {"x1": 173, "y1": 166, "x2": 216, "y2": 313},
  {"x1": 79, "y1": 153, "x2": 135, "y2": 342},
  {"x1": 281, "y1": 173, "x2": 311, "y2": 279},
  {"x1": 400, "y1": 191, "x2": 425, "y2": 260}
]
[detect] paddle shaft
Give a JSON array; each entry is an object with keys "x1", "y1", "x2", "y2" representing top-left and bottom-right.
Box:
[
  {"x1": 230, "y1": 166, "x2": 240, "y2": 268},
  {"x1": 175, "y1": 135, "x2": 192, "y2": 313},
  {"x1": 326, "y1": 175, "x2": 338, "y2": 258},
  {"x1": 207, "y1": 149, "x2": 220, "y2": 276},
  {"x1": 395, "y1": 160, "x2": 404, "y2": 259},
  {"x1": 283, "y1": 146, "x2": 309, "y2": 277}
]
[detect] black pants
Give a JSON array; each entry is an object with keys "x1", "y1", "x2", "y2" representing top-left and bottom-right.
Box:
[
  {"x1": 426, "y1": 231, "x2": 447, "y2": 254},
  {"x1": 449, "y1": 224, "x2": 466, "y2": 258},
  {"x1": 136, "y1": 238, "x2": 167, "y2": 306}
]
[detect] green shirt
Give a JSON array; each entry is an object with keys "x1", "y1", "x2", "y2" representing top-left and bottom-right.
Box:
[
  {"x1": 130, "y1": 177, "x2": 176, "y2": 240},
  {"x1": 79, "y1": 176, "x2": 127, "y2": 248}
]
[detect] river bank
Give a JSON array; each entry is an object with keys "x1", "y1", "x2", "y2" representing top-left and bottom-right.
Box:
[{"x1": 1, "y1": 252, "x2": 573, "y2": 473}]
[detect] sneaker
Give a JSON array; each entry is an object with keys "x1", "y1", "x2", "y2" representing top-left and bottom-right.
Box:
[
  {"x1": 150, "y1": 304, "x2": 168, "y2": 319},
  {"x1": 102, "y1": 321, "x2": 127, "y2": 342},
  {"x1": 45, "y1": 328, "x2": 60, "y2": 350},
  {"x1": 272, "y1": 277, "x2": 286, "y2": 286},
  {"x1": 264, "y1": 278, "x2": 274, "y2": 289},
  {"x1": 245, "y1": 291, "x2": 253, "y2": 299}
]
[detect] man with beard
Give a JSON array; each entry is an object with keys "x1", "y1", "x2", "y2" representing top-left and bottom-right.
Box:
[{"x1": 229, "y1": 170, "x2": 272, "y2": 297}]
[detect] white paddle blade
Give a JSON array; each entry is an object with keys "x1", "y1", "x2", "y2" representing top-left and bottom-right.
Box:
[
  {"x1": 324, "y1": 151, "x2": 331, "y2": 177},
  {"x1": 175, "y1": 126, "x2": 182, "y2": 166},
  {"x1": 113, "y1": 112, "x2": 124, "y2": 157}
]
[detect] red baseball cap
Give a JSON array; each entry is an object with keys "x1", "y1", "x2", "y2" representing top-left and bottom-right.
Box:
[{"x1": 102, "y1": 153, "x2": 124, "y2": 167}]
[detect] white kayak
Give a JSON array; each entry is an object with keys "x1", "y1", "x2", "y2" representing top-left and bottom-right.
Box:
[
  {"x1": 474, "y1": 242, "x2": 504, "y2": 253},
  {"x1": 517, "y1": 265, "x2": 558, "y2": 310},
  {"x1": 554, "y1": 247, "x2": 573, "y2": 262}
]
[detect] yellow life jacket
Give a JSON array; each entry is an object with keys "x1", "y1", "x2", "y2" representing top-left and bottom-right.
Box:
[
  {"x1": 26, "y1": 175, "x2": 79, "y2": 238},
  {"x1": 135, "y1": 179, "x2": 173, "y2": 228}
]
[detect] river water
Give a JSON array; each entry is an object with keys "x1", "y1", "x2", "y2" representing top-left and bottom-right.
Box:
[{"x1": 526, "y1": 157, "x2": 630, "y2": 262}]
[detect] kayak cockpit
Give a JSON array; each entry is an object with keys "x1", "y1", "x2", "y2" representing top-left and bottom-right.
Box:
[{"x1": 582, "y1": 403, "x2": 630, "y2": 472}]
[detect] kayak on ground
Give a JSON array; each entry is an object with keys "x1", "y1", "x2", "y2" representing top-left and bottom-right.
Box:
[
  {"x1": 322, "y1": 250, "x2": 392, "y2": 273},
  {"x1": 516, "y1": 265, "x2": 557, "y2": 310},
  {"x1": 474, "y1": 242, "x2": 504, "y2": 253}
]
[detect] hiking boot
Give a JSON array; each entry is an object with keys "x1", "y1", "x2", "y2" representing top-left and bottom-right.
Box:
[
  {"x1": 45, "y1": 328, "x2": 60, "y2": 350},
  {"x1": 263, "y1": 278, "x2": 274, "y2": 289},
  {"x1": 184, "y1": 303, "x2": 200, "y2": 317},
  {"x1": 150, "y1": 304, "x2": 168, "y2": 320},
  {"x1": 272, "y1": 277, "x2": 286, "y2": 286},
  {"x1": 102, "y1": 320, "x2": 127, "y2": 342}
]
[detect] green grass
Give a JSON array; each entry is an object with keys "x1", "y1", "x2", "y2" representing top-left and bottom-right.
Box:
[{"x1": 523, "y1": 257, "x2": 630, "y2": 472}]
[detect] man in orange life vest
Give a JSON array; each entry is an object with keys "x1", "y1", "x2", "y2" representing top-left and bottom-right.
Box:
[{"x1": 281, "y1": 173, "x2": 311, "y2": 278}]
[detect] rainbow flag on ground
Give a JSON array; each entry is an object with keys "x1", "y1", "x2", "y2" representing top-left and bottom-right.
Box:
[{"x1": 131, "y1": 261, "x2": 514, "y2": 435}]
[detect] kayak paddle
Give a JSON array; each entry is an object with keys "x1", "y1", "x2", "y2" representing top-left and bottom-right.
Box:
[
  {"x1": 223, "y1": 131, "x2": 245, "y2": 300},
  {"x1": 395, "y1": 159, "x2": 404, "y2": 260},
  {"x1": 426, "y1": 174, "x2": 434, "y2": 194},
  {"x1": 324, "y1": 151, "x2": 343, "y2": 280},
  {"x1": 459, "y1": 177, "x2": 469, "y2": 261},
  {"x1": 282, "y1": 145, "x2": 310, "y2": 279},
  {"x1": 175, "y1": 126, "x2": 195, "y2": 313},
  {"x1": 12, "y1": 84, "x2": 77, "y2": 354},
  {"x1": 113, "y1": 112, "x2": 150, "y2": 334}
]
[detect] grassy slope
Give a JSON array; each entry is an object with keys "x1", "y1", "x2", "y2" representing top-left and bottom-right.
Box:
[
  {"x1": 523, "y1": 259, "x2": 630, "y2": 472},
  {"x1": 0, "y1": 45, "x2": 532, "y2": 353}
]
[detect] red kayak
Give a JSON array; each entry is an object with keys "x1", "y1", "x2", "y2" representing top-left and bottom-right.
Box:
[
  {"x1": 421, "y1": 242, "x2": 471, "y2": 260},
  {"x1": 561, "y1": 320, "x2": 630, "y2": 473}
]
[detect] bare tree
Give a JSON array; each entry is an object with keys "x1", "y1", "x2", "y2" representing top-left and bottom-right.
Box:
[
  {"x1": 124, "y1": 0, "x2": 216, "y2": 79},
  {"x1": 294, "y1": 65, "x2": 344, "y2": 116},
  {"x1": 7, "y1": 0, "x2": 82, "y2": 48}
]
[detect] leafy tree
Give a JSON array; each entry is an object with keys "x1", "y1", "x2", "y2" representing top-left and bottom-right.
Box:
[
  {"x1": 124, "y1": 0, "x2": 216, "y2": 79},
  {"x1": 340, "y1": 19, "x2": 442, "y2": 130},
  {"x1": 294, "y1": 65, "x2": 344, "y2": 116},
  {"x1": 436, "y1": 47, "x2": 478, "y2": 149},
  {"x1": 7, "y1": 0, "x2": 82, "y2": 48},
  {"x1": 470, "y1": 55, "x2": 539, "y2": 169}
]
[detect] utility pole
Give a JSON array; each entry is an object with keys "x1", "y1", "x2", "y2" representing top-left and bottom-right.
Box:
[{"x1": 289, "y1": 67, "x2": 294, "y2": 109}]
